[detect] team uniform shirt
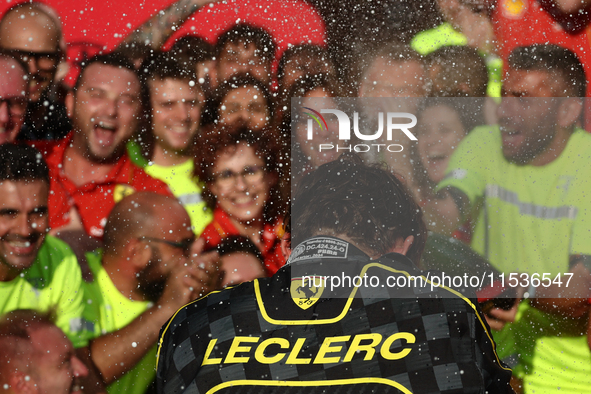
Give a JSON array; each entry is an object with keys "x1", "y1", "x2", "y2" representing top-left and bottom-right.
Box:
[
  {"x1": 0, "y1": 235, "x2": 88, "y2": 347},
  {"x1": 200, "y1": 207, "x2": 285, "y2": 276},
  {"x1": 437, "y1": 126, "x2": 591, "y2": 393},
  {"x1": 82, "y1": 250, "x2": 156, "y2": 394},
  {"x1": 156, "y1": 236, "x2": 512, "y2": 394},
  {"x1": 31, "y1": 133, "x2": 172, "y2": 239},
  {"x1": 143, "y1": 160, "x2": 212, "y2": 236}
]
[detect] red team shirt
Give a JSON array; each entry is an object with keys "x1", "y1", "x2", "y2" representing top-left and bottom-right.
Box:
[
  {"x1": 31, "y1": 133, "x2": 172, "y2": 238},
  {"x1": 200, "y1": 207, "x2": 285, "y2": 276}
]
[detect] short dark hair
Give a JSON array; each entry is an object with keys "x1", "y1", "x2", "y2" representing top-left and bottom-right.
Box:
[
  {"x1": 75, "y1": 52, "x2": 138, "y2": 91},
  {"x1": 137, "y1": 51, "x2": 200, "y2": 160},
  {"x1": 292, "y1": 153, "x2": 427, "y2": 264},
  {"x1": 508, "y1": 44, "x2": 586, "y2": 97},
  {"x1": 277, "y1": 44, "x2": 334, "y2": 87},
  {"x1": 217, "y1": 235, "x2": 264, "y2": 262},
  {"x1": 170, "y1": 35, "x2": 215, "y2": 64},
  {"x1": 426, "y1": 46, "x2": 488, "y2": 97},
  {"x1": 216, "y1": 23, "x2": 275, "y2": 63},
  {"x1": 0, "y1": 144, "x2": 49, "y2": 183}
]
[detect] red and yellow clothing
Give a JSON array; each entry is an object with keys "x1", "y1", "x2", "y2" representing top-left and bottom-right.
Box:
[
  {"x1": 31, "y1": 133, "x2": 172, "y2": 239},
  {"x1": 200, "y1": 207, "x2": 285, "y2": 276},
  {"x1": 492, "y1": 0, "x2": 591, "y2": 124}
]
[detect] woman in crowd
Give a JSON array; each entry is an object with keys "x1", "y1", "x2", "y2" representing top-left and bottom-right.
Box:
[
  {"x1": 204, "y1": 74, "x2": 273, "y2": 131},
  {"x1": 195, "y1": 124, "x2": 286, "y2": 276},
  {"x1": 280, "y1": 74, "x2": 344, "y2": 184},
  {"x1": 413, "y1": 97, "x2": 485, "y2": 238}
]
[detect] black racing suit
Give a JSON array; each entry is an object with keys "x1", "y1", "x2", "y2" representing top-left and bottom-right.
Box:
[{"x1": 156, "y1": 236, "x2": 513, "y2": 394}]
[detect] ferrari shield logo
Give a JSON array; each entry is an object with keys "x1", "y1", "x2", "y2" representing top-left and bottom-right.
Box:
[
  {"x1": 113, "y1": 184, "x2": 136, "y2": 203},
  {"x1": 290, "y1": 276, "x2": 325, "y2": 310}
]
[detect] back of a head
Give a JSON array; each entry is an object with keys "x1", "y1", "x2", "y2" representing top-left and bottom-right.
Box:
[
  {"x1": 102, "y1": 192, "x2": 179, "y2": 257},
  {"x1": 508, "y1": 44, "x2": 586, "y2": 97},
  {"x1": 292, "y1": 154, "x2": 427, "y2": 264},
  {"x1": 426, "y1": 46, "x2": 488, "y2": 97},
  {"x1": 0, "y1": 144, "x2": 49, "y2": 183},
  {"x1": 140, "y1": 50, "x2": 197, "y2": 84},
  {"x1": 216, "y1": 23, "x2": 275, "y2": 62}
]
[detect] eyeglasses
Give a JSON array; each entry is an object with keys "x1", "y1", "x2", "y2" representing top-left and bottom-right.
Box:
[
  {"x1": 138, "y1": 236, "x2": 195, "y2": 255},
  {"x1": 212, "y1": 165, "x2": 265, "y2": 189},
  {"x1": 0, "y1": 97, "x2": 28, "y2": 115},
  {"x1": 5, "y1": 49, "x2": 60, "y2": 72}
]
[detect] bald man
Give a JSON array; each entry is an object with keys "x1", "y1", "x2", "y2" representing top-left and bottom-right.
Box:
[
  {"x1": 82, "y1": 192, "x2": 220, "y2": 394},
  {"x1": 0, "y1": 53, "x2": 28, "y2": 145},
  {"x1": 0, "y1": 310, "x2": 89, "y2": 394},
  {"x1": 0, "y1": 2, "x2": 71, "y2": 140}
]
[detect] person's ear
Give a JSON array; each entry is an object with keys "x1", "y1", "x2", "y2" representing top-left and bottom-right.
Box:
[
  {"x1": 281, "y1": 234, "x2": 292, "y2": 261},
  {"x1": 127, "y1": 237, "x2": 152, "y2": 271},
  {"x1": 557, "y1": 98, "x2": 583, "y2": 128},
  {"x1": 389, "y1": 235, "x2": 414, "y2": 256},
  {"x1": 65, "y1": 90, "x2": 75, "y2": 119},
  {"x1": 9, "y1": 371, "x2": 37, "y2": 394}
]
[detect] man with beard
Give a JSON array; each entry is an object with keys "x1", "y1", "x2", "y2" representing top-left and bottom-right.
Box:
[
  {"x1": 31, "y1": 53, "x2": 171, "y2": 240},
  {"x1": 0, "y1": 310, "x2": 89, "y2": 394},
  {"x1": 82, "y1": 192, "x2": 220, "y2": 394},
  {"x1": 432, "y1": 44, "x2": 591, "y2": 393}
]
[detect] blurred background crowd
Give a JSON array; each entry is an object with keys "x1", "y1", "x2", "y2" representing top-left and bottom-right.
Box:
[{"x1": 1, "y1": 0, "x2": 591, "y2": 393}]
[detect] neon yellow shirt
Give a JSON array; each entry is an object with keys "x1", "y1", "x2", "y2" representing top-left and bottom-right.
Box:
[
  {"x1": 83, "y1": 250, "x2": 156, "y2": 394},
  {"x1": 143, "y1": 160, "x2": 211, "y2": 236},
  {"x1": 438, "y1": 125, "x2": 591, "y2": 393},
  {"x1": 0, "y1": 235, "x2": 87, "y2": 347}
]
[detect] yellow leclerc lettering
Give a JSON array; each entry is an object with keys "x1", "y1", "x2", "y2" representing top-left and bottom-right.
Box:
[
  {"x1": 380, "y1": 332, "x2": 416, "y2": 360},
  {"x1": 202, "y1": 339, "x2": 223, "y2": 365},
  {"x1": 343, "y1": 333, "x2": 383, "y2": 362},
  {"x1": 225, "y1": 337, "x2": 260, "y2": 363},
  {"x1": 314, "y1": 335, "x2": 351, "y2": 364},
  {"x1": 254, "y1": 338, "x2": 290, "y2": 364},
  {"x1": 286, "y1": 338, "x2": 312, "y2": 364}
]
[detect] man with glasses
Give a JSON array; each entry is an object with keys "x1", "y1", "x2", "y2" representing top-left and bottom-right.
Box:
[
  {"x1": 82, "y1": 192, "x2": 220, "y2": 394},
  {"x1": 0, "y1": 2, "x2": 71, "y2": 141},
  {"x1": 0, "y1": 52, "x2": 28, "y2": 145}
]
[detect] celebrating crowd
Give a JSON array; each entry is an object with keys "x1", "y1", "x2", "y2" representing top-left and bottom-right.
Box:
[{"x1": 1, "y1": 0, "x2": 591, "y2": 393}]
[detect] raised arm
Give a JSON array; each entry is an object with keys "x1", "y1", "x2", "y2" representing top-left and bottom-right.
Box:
[
  {"x1": 119, "y1": 0, "x2": 216, "y2": 50},
  {"x1": 89, "y1": 251, "x2": 220, "y2": 384}
]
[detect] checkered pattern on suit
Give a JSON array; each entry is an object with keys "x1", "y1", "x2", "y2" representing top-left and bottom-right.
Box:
[{"x1": 156, "y1": 242, "x2": 513, "y2": 394}]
